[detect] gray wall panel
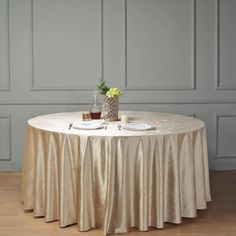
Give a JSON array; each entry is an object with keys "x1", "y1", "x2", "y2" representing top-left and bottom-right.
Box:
[
  {"x1": 218, "y1": 0, "x2": 236, "y2": 89},
  {"x1": 0, "y1": 115, "x2": 11, "y2": 161},
  {"x1": 216, "y1": 114, "x2": 236, "y2": 158},
  {"x1": 0, "y1": 0, "x2": 10, "y2": 91},
  {"x1": 32, "y1": 0, "x2": 102, "y2": 90},
  {"x1": 125, "y1": 0, "x2": 195, "y2": 90}
]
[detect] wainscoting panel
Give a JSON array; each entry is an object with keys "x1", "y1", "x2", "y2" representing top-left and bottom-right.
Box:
[
  {"x1": 216, "y1": 114, "x2": 236, "y2": 158},
  {"x1": 31, "y1": 0, "x2": 102, "y2": 90},
  {"x1": 125, "y1": 0, "x2": 195, "y2": 90},
  {"x1": 217, "y1": 0, "x2": 236, "y2": 89},
  {"x1": 0, "y1": 0, "x2": 10, "y2": 91},
  {"x1": 0, "y1": 115, "x2": 11, "y2": 161}
]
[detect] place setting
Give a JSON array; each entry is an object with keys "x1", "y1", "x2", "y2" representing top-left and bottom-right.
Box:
[
  {"x1": 67, "y1": 81, "x2": 157, "y2": 133},
  {"x1": 71, "y1": 120, "x2": 156, "y2": 132}
]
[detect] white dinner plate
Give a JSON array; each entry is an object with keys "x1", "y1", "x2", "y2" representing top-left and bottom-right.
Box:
[
  {"x1": 121, "y1": 123, "x2": 154, "y2": 131},
  {"x1": 72, "y1": 121, "x2": 103, "y2": 130}
]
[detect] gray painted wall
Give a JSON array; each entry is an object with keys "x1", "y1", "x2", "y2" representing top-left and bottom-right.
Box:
[{"x1": 1, "y1": 0, "x2": 236, "y2": 171}]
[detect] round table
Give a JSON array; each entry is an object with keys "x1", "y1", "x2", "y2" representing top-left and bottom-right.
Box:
[{"x1": 22, "y1": 111, "x2": 211, "y2": 235}]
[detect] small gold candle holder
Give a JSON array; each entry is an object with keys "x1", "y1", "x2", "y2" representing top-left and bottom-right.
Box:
[{"x1": 82, "y1": 112, "x2": 91, "y2": 121}]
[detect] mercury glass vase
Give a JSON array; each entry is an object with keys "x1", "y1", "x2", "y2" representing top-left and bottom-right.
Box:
[{"x1": 103, "y1": 96, "x2": 119, "y2": 121}]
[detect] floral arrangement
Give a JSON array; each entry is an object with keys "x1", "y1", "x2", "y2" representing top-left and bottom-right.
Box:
[
  {"x1": 97, "y1": 81, "x2": 122, "y2": 98},
  {"x1": 97, "y1": 81, "x2": 121, "y2": 121}
]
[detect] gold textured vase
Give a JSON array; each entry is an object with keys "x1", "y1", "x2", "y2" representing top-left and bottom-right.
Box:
[{"x1": 103, "y1": 96, "x2": 119, "y2": 121}]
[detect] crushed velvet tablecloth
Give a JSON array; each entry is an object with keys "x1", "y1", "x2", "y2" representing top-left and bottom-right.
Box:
[{"x1": 21, "y1": 111, "x2": 211, "y2": 235}]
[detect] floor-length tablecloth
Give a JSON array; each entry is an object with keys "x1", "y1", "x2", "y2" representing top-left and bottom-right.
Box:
[{"x1": 22, "y1": 111, "x2": 211, "y2": 235}]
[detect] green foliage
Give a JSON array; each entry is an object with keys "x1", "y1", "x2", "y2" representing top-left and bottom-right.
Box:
[
  {"x1": 97, "y1": 81, "x2": 110, "y2": 95},
  {"x1": 97, "y1": 81, "x2": 122, "y2": 97}
]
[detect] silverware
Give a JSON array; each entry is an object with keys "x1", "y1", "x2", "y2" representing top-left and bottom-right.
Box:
[
  {"x1": 118, "y1": 124, "x2": 121, "y2": 130},
  {"x1": 68, "y1": 123, "x2": 73, "y2": 130},
  {"x1": 104, "y1": 125, "x2": 108, "y2": 130}
]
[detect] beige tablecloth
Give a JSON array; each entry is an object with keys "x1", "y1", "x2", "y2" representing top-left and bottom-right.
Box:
[{"x1": 22, "y1": 111, "x2": 211, "y2": 235}]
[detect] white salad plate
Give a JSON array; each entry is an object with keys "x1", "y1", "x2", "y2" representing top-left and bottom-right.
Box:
[
  {"x1": 73, "y1": 121, "x2": 103, "y2": 130},
  {"x1": 121, "y1": 123, "x2": 154, "y2": 131}
]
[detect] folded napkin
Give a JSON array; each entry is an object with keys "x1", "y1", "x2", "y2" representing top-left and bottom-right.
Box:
[
  {"x1": 73, "y1": 121, "x2": 103, "y2": 130},
  {"x1": 121, "y1": 123, "x2": 154, "y2": 131}
]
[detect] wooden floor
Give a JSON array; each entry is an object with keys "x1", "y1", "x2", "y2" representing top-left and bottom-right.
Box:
[{"x1": 0, "y1": 171, "x2": 236, "y2": 236}]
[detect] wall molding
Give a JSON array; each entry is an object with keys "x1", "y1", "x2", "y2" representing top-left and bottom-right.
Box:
[
  {"x1": 2, "y1": 99, "x2": 236, "y2": 105},
  {"x1": 0, "y1": 114, "x2": 11, "y2": 161},
  {"x1": 215, "y1": 0, "x2": 236, "y2": 90},
  {"x1": 215, "y1": 114, "x2": 236, "y2": 159},
  {"x1": 30, "y1": 0, "x2": 104, "y2": 91},
  {"x1": 124, "y1": 0, "x2": 196, "y2": 91},
  {"x1": 0, "y1": 0, "x2": 11, "y2": 91}
]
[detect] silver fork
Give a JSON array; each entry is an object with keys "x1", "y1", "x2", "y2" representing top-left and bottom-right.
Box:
[
  {"x1": 118, "y1": 124, "x2": 121, "y2": 130},
  {"x1": 68, "y1": 123, "x2": 73, "y2": 130}
]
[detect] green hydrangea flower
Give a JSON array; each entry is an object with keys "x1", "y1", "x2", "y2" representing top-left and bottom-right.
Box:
[{"x1": 106, "y1": 87, "x2": 122, "y2": 98}]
